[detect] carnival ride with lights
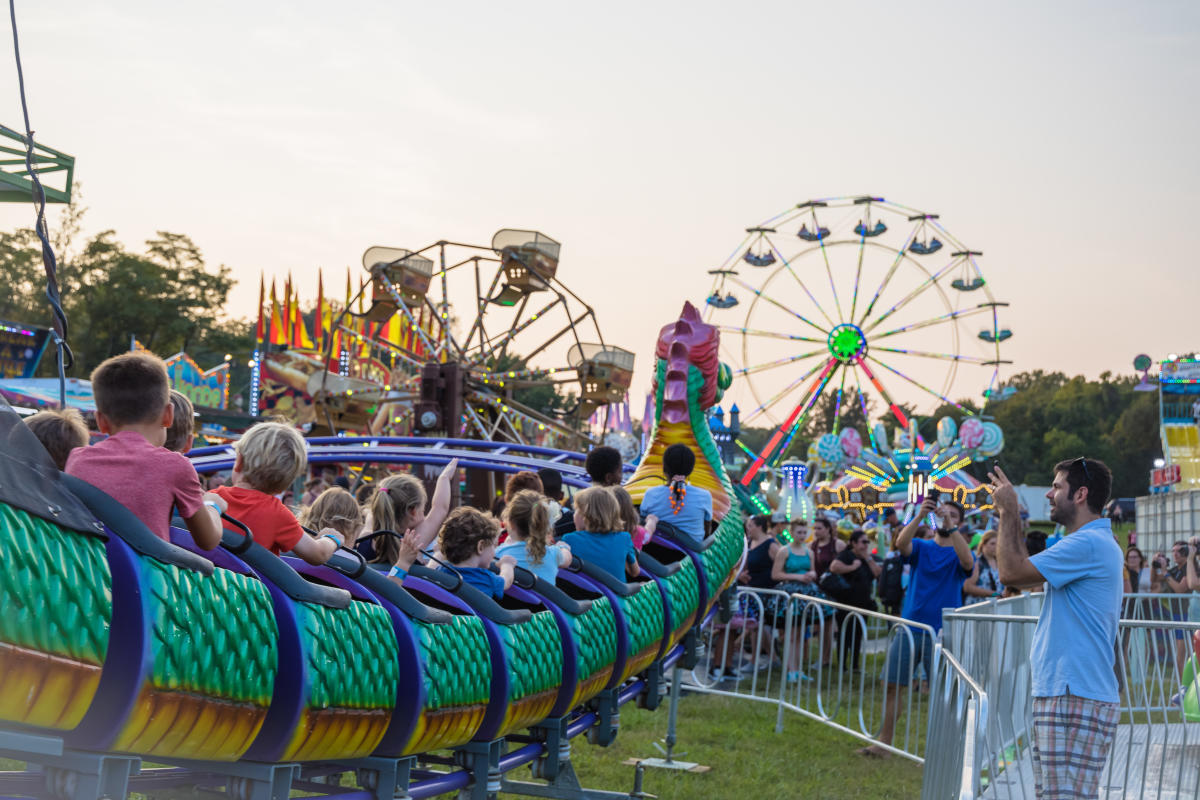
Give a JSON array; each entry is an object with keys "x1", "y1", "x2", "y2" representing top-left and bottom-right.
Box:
[
  {"x1": 250, "y1": 230, "x2": 634, "y2": 450},
  {"x1": 0, "y1": 304, "x2": 745, "y2": 800},
  {"x1": 702, "y1": 197, "x2": 1013, "y2": 520},
  {"x1": 703, "y1": 196, "x2": 1012, "y2": 491}
]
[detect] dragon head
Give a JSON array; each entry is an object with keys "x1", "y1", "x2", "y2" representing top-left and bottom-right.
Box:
[{"x1": 655, "y1": 302, "x2": 724, "y2": 424}]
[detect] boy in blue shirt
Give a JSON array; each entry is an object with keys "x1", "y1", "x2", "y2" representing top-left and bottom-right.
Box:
[
  {"x1": 639, "y1": 444, "x2": 713, "y2": 548},
  {"x1": 859, "y1": 493, "x2": 973, "y2": 758},
  {"x1": 430, "y1": 506, "x2": 516, "y2": 600}
]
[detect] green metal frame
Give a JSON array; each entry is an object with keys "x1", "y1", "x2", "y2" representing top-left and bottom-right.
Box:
[{"x1": 0, "y1": 124, "x2": 74, "y2": 203}]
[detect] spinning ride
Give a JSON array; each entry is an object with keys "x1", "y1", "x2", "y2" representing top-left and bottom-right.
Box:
[
  {"x1": 354, "y1": 230, "x2": 634, "y2": 447},
  {"x1": 703, "y1": 196, "x2": 1011, "y2": 483}
]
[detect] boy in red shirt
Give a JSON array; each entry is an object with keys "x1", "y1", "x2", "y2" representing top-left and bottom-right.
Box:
[
  {"x1": 212, "y1": 421, "x2": 341, "y2": 564},
  {"x1": 65, "y1": 352, "x2": 225, "y2": 548}
]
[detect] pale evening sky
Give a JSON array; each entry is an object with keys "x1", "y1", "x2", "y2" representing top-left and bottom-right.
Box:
[{"x1": 2, "y1": 0, "x2": 1197, "y2": 423}]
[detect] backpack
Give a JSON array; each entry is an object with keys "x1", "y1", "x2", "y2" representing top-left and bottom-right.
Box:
[{"x1": 879, "y1": 555, "x2": 905, "y2": 608}]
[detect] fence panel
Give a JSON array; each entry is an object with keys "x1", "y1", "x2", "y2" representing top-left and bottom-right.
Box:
[
  {"x1": 940, "y1": 595, "x2": 1200, "y2": 800},
  {"x1": 684, "y1": 586, "x2": 938, "y2": 762}
]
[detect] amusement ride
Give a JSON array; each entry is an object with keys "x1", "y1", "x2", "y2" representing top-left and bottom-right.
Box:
[
  {"x1": 253, "y1": 230, "x2": 634, "y2": 451},
  {"x1": 703, "y1": 197, "x2": 1014, "y2": 519}
]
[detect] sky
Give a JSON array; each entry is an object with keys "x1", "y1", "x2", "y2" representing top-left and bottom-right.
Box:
[{"x1": 2, "y1": 0, "x2": 1198, "y2": 426}]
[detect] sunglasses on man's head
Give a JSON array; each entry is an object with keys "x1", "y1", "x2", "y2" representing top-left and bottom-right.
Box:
[{"x1": 1074, "y1": 456, "x2": 1090, "y2": 481}]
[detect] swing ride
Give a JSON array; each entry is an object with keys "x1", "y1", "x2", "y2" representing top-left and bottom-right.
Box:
[{"x1": 703, "y1": 196, "x2": 1013, "y2": 486}]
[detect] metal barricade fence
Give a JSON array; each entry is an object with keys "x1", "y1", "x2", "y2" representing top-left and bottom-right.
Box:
[
  {"x1": 938, "y1": 594, "x2": 1200, "y2": 800},
  {"x1": 683, "y1": 586, "x2": 940, "y2": 762},
  {"x1": 921, "y1": 646, "x2": 988, "y2": 800}
]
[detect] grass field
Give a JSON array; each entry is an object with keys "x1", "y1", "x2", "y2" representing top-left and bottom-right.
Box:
[
  {"x1": 0, "y1": 692, "x2": 924, "y2": 800},
  {"x1": 521, "y1": 690, "x2": 925, "y2": 800}
]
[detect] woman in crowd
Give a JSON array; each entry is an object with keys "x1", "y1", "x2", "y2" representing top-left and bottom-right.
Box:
[
  {"x1": 770, "y1": 518, "x2": 833, "y2": 682},
  {"x1": 828, "y1": 529, "x2": 881, "y2": 674},
  {"x1": 709, "y1": 514, "x2": 775, "y2": 682},
  {"x1": 963, "y1": 530, "x2": 1004, "y2": 600},
  {"x1": 808, "y1": 516, "x2": 844, "y2": 666}
]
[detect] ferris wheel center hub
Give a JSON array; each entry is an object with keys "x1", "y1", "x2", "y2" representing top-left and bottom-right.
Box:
[{"x1": 828, "y1": 324, "x2": 868, "y2": 363}]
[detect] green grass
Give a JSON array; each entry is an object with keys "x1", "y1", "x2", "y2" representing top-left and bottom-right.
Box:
[
  {"x1": 0, "y1": 692, "x2": 923, "y2": 799},
  {"x1": 497, "y1": 691, "x2": 924, "y2": 800}
]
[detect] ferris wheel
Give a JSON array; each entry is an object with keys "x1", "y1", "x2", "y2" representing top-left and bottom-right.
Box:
[
  {"x1": 350, "y1": 229, "x2": 634, "y2": 447},
  {"x1": 703, "y1": 196, "x2": 1011, "y2": 482}
]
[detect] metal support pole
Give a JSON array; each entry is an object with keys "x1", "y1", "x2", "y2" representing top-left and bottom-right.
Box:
[{"x1": 637, "y1": 666, "x2": 707, "y2": 773}]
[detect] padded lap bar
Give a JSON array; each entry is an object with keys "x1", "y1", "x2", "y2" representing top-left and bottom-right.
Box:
[
  {"x1": 230, "y1": 535, "x2": 351, "y2": 609},
  {"x1": 571, "y1": 557, "x2": 644, "y2": 597},
  {"x1": 652, "y1": 519, "x2": 716, "y2": 552},
  {"x1": 325, "y1": 550, "x2": 451, "y2": 624},
  {"x1": 61, "y1": 473, "x2": 214, "y2": 576},
  {"x1": 408, "y1": 564, "x2": 532, "y2": 625},
  {"x1": 636, "y1": 550, "x2": 681, "y2": 578}
]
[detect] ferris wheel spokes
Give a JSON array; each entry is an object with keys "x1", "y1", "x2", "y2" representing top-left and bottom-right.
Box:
[
  {"x1": 855, "y1": 220, "x2": 924, "y2": 327},
  {"x1": 872, "y1": 345, "x2": 995, "y2": 364},
  {"x1": 741, "y1": 357, "x2": 839, "y2": 485},
  {"x1": 761, "y1": 238, "x2": 840, "y2": 330},
  {"x1": 855, "y1": 358, "x2": 915, "y2": 435},
  {"x1": 728, "y1": 274, "x2": 829, "y2": 336},
  {"x1": 805, "y1": 208, "x2": 846, "y2": 322},
  {"x1": 860, "y1": 254, "x2": 967, "y2": 336},
  {"x1": 716, "y1": 326, "x2": 825, "y2": 345},
  {"x1": 872, "y1": 303, "x2": 997, "y2": 341},
  {"x1": 735, "y1": 347, "x2": 828, "y2": 378},
  {"x1": 863, "y1": 354, "x2": 973, "y2": 415},
  {"x1": 740, "y1": 357, "x2": 832, "y2": 425}
]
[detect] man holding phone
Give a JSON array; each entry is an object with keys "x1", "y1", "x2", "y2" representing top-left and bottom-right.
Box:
[
  {"x1": 990, "y1": 459, "x2": 1122, "y2": 800},
  {"x1": 858, "y1": 492, "x2": 973, "y2": 758}
]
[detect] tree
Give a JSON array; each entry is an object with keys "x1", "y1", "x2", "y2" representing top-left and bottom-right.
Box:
[
  {"x1": 984, "y1": 370, "x2": 1159, "y2": 496},
  {"x1": 0, "y1": 224, "x2": 240, "y2": 378}
]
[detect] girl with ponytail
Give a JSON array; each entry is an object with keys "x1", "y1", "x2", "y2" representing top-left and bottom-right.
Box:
[
  {"x1": 496, "y1": 489, "x2": 573, "y2": 583},
  {"x1": 638, "y1": 443, "x2": 713, "y2": 548},
  {"x1": 360, "y1": 458, "x2": 458, "y2": 567}
]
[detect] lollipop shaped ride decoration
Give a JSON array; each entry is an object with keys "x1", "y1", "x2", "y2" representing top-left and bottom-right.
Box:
[{"x1": 702, "y1": 197, "x2": 1012, "y2": 485}]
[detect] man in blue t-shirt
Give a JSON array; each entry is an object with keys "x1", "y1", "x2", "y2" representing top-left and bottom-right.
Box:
[
  {"x1": 859, "y1": 493, "x2": 973, "y2": 758},
  {"x1": 991, "y1": 460, "x2": 1122, "y2": 799}
]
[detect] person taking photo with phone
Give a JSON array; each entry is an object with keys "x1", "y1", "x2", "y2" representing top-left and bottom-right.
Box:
[
  {"x1": 990, "y1": 458, "x2": 1122, "y2": 800},
  {"x1": 857, "y1": 493, "x2": 972, "y2": 758}
]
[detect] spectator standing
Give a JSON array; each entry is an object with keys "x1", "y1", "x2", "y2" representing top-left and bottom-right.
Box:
[
  {"x1": 963, "y1": 531, "x2": 1004, "y2": 600},
  {"x1": 768, "y1": 511, "x2": 789, "y2": 544},
  {"x1": 992, "y1": 459, "x2": 1122, "y2": 800},
  {"x1": 710, "y1": 514, "x2": 776, "y2": 681},
  {"x1": 810, "y1": 516, "x2": 845, "y2": 576},
  {"x1": 858, "y1": 495, "x2": 973, "y2": 758},
  {"x1": 828, "y1": 529, "x2": 881, "y2": 673},
  {"x1": 1159, "y1": 541, "x2": 1196, "y2": 676},
  {"x1": 1189, "y1": 537, "x2": 1200, "y2": 591}
]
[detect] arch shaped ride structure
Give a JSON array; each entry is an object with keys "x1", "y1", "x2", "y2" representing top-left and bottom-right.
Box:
[
  {"x1": 188, "y1": 437, "x2": 635, "y2": 488},
  {"x1": 0, "y1": 306, "x2": 745, "y2": 800}
]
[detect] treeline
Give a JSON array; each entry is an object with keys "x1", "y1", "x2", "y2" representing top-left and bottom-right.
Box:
[{"x1": 0, "y1": 198, "x2": 254, "y2": 395}]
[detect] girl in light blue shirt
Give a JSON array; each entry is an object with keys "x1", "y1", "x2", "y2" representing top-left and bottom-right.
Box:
[{"x1": 496, "y1": 489, "x2": 572, "y2": 584}]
